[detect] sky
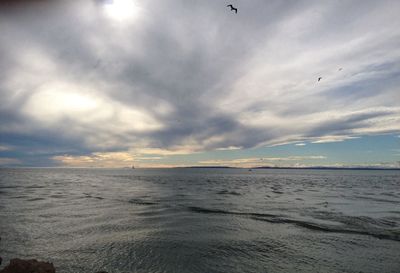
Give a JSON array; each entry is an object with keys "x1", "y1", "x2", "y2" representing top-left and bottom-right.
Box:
[{"x1": 0, "y1": 0, "x2": 399, "y2": 168}]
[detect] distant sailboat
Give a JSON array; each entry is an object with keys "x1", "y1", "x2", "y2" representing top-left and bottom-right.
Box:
[{"x1": 131, "y1": 165, "x2": 135, "y2": 169}]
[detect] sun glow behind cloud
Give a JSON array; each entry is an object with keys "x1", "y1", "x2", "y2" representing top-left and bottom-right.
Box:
[
  {"x1": 21, "y1": 82, "x2": 164, "y2": 148},
  {"x1": 53, "y1": 152, "x2": 135, "y2": 168},
  {"x1": 102, "y1": 0, "x2": 141, "y2": 23}
]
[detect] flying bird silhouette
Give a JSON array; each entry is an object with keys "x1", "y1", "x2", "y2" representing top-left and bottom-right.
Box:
[
  {"x1": 318, "y1": 77, "x2": 322, "y2": 82},
  {"x1": 227, "y1": 4, "x2": 238, "y2": 13},
  {"x1": 338, "y1": 68, "x2": 343, "y2": 71}
]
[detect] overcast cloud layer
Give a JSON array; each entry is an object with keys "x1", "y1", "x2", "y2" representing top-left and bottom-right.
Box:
[{"x1": 0, "y1": 0, "x2": 399, "y2": 166}]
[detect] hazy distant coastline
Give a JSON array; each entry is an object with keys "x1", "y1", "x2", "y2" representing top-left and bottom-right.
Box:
[
  {"x1": 181, "y1": 166, "x2": 400, "y2": 171},
  {"x1": 1, "y1": 166, "x2": 399, "y2": 170}
]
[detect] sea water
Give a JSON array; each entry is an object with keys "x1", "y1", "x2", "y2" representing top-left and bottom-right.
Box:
[{"x1": 0, "y1": 168, "x2": 399, "y2": 273}]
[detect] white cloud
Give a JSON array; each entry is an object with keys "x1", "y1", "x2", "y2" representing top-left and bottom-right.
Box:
[
  {"x1": 216, "y1": 146, "x2": 242, "y2": 151},
  {"x1": 0, "y1": 0, "x2": 399, "y2": 163},
  {"x1": 0, "y1": 157, "x2": 21, "y2": 165},
  {"x1": 0, "y1": 145, "x2": 12, "y2": 151},
  {"x1": 199, "y1": 155, "x2": 326, "y2": 167},
  {"x1": 311, "y1": 136, "x2": 360, "y2": 144},
  {"x1": 20, "y1": 81, "x2": 166, "y2": 148},
  {"x1": 135, "y1": 156, "x2": 163, "y2": 160},
  {"x1": 134, "y1": 147, "x2": 197, "y2": 156},
  {"x1": 53, "y1": 152, "x2": 135, "y2": 168}
]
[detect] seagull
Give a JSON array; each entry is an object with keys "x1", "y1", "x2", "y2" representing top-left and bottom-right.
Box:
[
  {"x1": 338, "y1": 68, "x2": 343, "y2": 71},
  {"x1": 227, "y1": 4, "x2": 238, "y2": 13},
  {"x1": 318, "y1": 77, "x2": 322, "y2": 82}
]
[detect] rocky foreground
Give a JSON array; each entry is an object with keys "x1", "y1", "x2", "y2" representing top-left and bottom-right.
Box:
[
  {"x1": 0, "y1": 234, "x2": 107, "y2": 273},
  {"x1": 0, "y1": 259, "x2": 55, "y2": 273},
  {"x1": 0, "y1": 258, "x2": 106, "y2": 273}
]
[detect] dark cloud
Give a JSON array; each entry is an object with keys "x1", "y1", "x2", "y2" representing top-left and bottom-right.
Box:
[{"x1": 0, "y1": 0, "x2": 51, "y2": 8}]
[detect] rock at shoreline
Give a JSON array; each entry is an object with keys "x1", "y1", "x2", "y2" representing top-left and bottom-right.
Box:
[{"x1": 0, "y1": 258, "x2": 55, "y2": 273}]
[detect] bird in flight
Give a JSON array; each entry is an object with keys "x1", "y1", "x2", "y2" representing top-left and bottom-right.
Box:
[
  {"x1": 227, "y1": 4, "x2": 238, "y2": 13},
  {"x1": 318, "y1": 77, "x2": 322, "y2": 82},
  {"x1": 338, "y1": 68, "x2": 343, "y2": 71}
]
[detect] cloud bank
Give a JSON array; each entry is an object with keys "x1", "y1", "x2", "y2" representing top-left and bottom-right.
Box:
[{"x1": 0, "y1": 0, "x2": 399, "y2": 166}]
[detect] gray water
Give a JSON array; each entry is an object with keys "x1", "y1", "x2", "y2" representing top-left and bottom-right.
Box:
[{"x1": 0, "y1": 168, "x2": 399, "y2": 273}]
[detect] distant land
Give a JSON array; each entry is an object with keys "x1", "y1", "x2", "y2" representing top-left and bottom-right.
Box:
[
  {"x1": 181, "y1": 166, "x2": 400, "y2": 171},
  {"x1": 0, "y1": 166, "x2": 399, "y2": 170},
  {"x1": 181, "y1": 166, "x2": 235, "y2": 169}
]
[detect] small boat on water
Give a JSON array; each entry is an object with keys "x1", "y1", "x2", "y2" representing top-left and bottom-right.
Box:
[{"x1": 131, "y1": 165, "x2": 135, "y2": 169}]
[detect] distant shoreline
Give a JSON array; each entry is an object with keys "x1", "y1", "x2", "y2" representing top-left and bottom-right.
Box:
[
  {"x1": 181, "y1": 166, "x2": 400, "y2": 171},
  {"x1": 1, "y1": 166, "x2": 399, "y2": 171}
]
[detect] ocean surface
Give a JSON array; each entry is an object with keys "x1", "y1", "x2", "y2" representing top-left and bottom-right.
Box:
[{"x1": 0, "y1": 168, "x2": 399, "y2": 273}]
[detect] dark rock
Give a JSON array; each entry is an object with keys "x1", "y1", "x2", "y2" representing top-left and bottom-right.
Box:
[{"x1": 0, "y1": 258, "x2": 55, "y2": 273}]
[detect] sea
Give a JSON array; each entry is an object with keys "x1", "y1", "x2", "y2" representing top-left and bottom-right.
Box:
[{"x1": 0, "y1": 168, "x2": 399, "y2": 273}]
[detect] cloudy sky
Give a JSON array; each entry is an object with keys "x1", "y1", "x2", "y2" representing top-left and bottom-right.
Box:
[{"x1": 0, "y1": 0, "x2": 399, "y2": 168}]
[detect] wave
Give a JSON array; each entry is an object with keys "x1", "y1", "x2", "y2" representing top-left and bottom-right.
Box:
[
  {"x1": 83, "y1": 193, "x2": 104, "y2": 200},
  {"x1": 216, "y1": 190, "x2": 242, "y2": 196},
  {"x1": 355, "y1": 195, "x2": 399, "y2": 204},
  {"x1": 128, "y1": 198, "x2": 158, "y2": 205},
  {"x1": 252, "y1": 216, "x2": 400, "y2": 241},
  {"x1": 188, "y1": 206, "x2": 278, "y2": 218},
  {"x1": 188, "y1": 206, "x2": 400, "y2": 242},
  {"x1": 0, "y1": 185, "x2": 21, "y2": 189},
  {"x1": 26, "y1": 185, "x2": 45, "y2": 189},
  {"x1": 27, "y1": 197, "x2": 46, "y2": 202}
]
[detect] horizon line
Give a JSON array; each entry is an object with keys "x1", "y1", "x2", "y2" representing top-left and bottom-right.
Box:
[{"x1": 1, "y1": 166, "x2": 399, "y2": 171}]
